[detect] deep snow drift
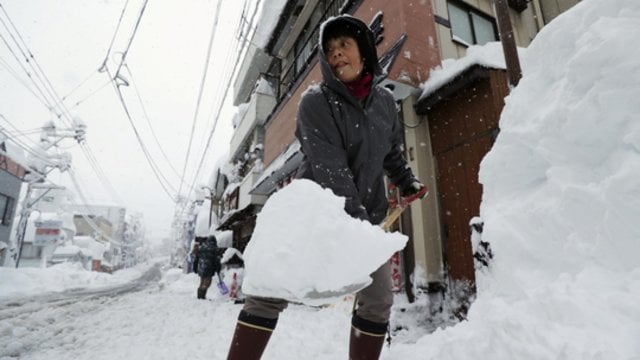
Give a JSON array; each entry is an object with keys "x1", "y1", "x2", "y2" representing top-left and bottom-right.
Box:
[{"x1": 389, "y1": 0, "x2": 640, "y2": 358}]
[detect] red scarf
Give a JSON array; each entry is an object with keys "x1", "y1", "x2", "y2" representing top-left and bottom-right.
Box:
[{"x1": 345, "y1": 72, "x2": 373, "y2": 100}]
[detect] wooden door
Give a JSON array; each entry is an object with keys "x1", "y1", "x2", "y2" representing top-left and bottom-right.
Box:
[{"x1": 428, "y1": 74, "x2": 504, "y2": 288}]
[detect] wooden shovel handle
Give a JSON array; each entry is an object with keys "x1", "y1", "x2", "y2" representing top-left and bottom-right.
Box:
[
  {"x1": 381, "y1": 206, "x2": 405, "y2": 232},
  {"x1": 380, "y1": 189, "x2": 429, "y2": 232}
]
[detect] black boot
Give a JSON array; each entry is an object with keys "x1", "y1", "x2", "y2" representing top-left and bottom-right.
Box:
[
  {"x1": 349, "y1": 314, "x2": 387, "y2": 360},
  {"x1": 227, "y1": 310, "x2": 276, "y2": 360},
  {"x1": 197, "y1": 288, "x2": 207, "y2": 299}
]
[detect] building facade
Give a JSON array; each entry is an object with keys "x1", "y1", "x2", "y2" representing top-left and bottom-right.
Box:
[
  {"x1": 221, "y1": 0, "x2": 580, "y2": 311},
  {"x1": 0, "y1": 135, "x2": 29, "y2": 265}
]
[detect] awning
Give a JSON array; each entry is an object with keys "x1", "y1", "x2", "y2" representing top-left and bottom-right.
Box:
[
  {"x1": 217, "y1": 204, "x2": 258, "y2": 231},
  {"x1": 250, "y1": 140, "x2": 303, "y2": 196},
  {"x1": 415, "y1": 65, "x2": 505, "y2": 114}
]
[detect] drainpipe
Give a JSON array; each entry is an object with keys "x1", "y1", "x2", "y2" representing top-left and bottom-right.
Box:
[
  {"x1": 494, "y1": 0, "x2": 523, "y2": 88},
  {"x1": 531, "y1": 0, "x2": 546, "y2": 31}
]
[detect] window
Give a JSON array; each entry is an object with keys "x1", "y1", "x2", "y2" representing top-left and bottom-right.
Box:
[
  {"x1": 279, "y1": 0, "x2": 344, "y2": 98},
  {"x1": 1, "y1": 193, "x2": 15, "y2": 226},
  {"x1": 447, "y1": 1, "x2": 497, "y2": 46}
]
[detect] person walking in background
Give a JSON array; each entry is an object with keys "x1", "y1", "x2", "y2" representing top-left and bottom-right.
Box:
[
  {"x1": 189, "y1": 236, "x2": 204, "y2": 274},
  {"x1": 196, "y1": 234, "x2": 222, "y2": 300},
  {"x1": 225, "y1": 15, "x2": 426, "y2": 360}
]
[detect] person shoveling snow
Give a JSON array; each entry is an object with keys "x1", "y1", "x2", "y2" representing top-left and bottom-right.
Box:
[{"x1": 225, "y1": 15, "x2": 427, "y2": 360}]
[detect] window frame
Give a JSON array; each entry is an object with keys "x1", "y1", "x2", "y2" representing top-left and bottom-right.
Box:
[
  {"x1": 447, "y1": 0, "x2": 498, "y2": 46},
  {"x1": 0, "y1": 193, "x2": 15, "y2": 227},
  {"x1": 278, "y1": 0, "x2": 345, "y2": 99}
]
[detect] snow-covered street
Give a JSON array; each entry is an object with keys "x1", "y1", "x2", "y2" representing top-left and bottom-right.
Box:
[{"x1": 0, "y1": 262, "x2": 366, "y2": 360}]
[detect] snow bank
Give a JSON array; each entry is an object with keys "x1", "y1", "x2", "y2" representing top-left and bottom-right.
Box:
[
  {"x1": 0, "y1": 261, "x2": 152, "y2": 299},
  {"x1": 392, "y1": 0, "x2": 640, "y2": 358}
]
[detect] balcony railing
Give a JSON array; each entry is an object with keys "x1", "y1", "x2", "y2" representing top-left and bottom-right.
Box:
[{"x1": 229, "y1": 90, "x2": 276, "y2": 161}]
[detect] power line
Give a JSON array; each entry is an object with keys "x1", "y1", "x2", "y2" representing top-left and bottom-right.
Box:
[
  {"x1": 177, "y1": 0, "x2": 260, "y2": 216},
  {"x1": 0, "y1": 54, "x2": 49, "y2": 106},
  {"x1": 67, "y1": 168, "x2": 123, "y2": 246},
  {"x1": 185, "y1": 1, "x2": 257, "y2": 202},
  {"x1": 96, "y1": 0, "x2": 181, "y2": 203},
  {"x1": 0, "y1": 7, "x2": 72, "y2": 125},
  {"x1": 113, "y1": 0, "x2": 149, "y2": 81},
  {"x1": 177, "y1": 0, "x2": 223, "y2": 198},
  {"x1": 0, "y1": 30, "x2": 56, "y2": 113},
  {"x1": 100, "y1": 0, "x2": 131, "y2": 71},
  {"x1": 79, "y1": 141, "x2": 125, "y2": 205},
  {"x1": 55, "y1": 69, "x2": 100, "y2": 107},
  {"x1": 106, "y1": 65, "x2": 178, "y2": 203},
  {"x1": 1, "y1": 4, "x2": 124, "y2": 208},
  {"x1": 123, "y1": 64, "x2": 185, "y2": 183},
  {"x1": 0, "y1": 115, "x2": 53, "y2": 162},
  {"x1": 67, "y1": 79, "x2": 112, "y2": 110}
]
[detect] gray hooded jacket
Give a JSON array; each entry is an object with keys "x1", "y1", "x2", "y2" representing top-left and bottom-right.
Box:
[{"x1": 295, "y1": 16, "x2": 416, "y2": 225}]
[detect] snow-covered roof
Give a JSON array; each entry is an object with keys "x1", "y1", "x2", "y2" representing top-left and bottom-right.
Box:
[
  {"x1": 73, "y1": 235, "x2": 108, "y2": 260},
  {"x1": 2, "y1": 136, "x2": 28, "y2": 168},
  {"x1": 214, "y1": 229, "x2": 232, "y2": 248},
  {"x1": 52, "y1": 244, "x2": 85, "y2": 256},
  {"x1": 252, "y1": 0, "x2": 290, "y2": 49},
  {"x1": 418, "y1": 42, "x2": 511, "y2": 101}
]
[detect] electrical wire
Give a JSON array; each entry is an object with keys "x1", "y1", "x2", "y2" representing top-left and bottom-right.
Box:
[
  {"x1": 0, "y1": 114, "x2": 56, "y2": 166},
  {"x1": 0, "y1": 54, "x2": 49, "y2": 106},
  {"x1": 185, "y1": 24, "x2": 247, "y2": 202},
  {"x1": 100, "y1": 0, "x2": 130, "y2": 71},
  {"x1": 2, "y1": 4, "x2": 129, "y2": 249},
  {"x1": 79, "y1": 141, "x2": 125, "y2": 205},
  {"x1": 96, "y1": 0, "x2": 179, "y2": 203},
  {"x1": 105, "y1": 65, "x2": 178, "y2": 203},
  {"x1": 177, "y1": 0, "x2": 223, "y2": 198},
  {"x1": 177, "y1": 0, "x2": 260, "y2": 216},
  {"x1": 55, "y1": 69, "x2": 100, "y2": 108},
  {"x1": 67, "y1": 168, "x2": 123, "y2": 246},
  {"x1": 112, "y1": 0, "x2": 149, "y2": 81},
  {"x1": 1, "y1": 4, "x2": 124, "y2": 208},
  {"x1": 67, "y1": 79, "x2": 112, "y2": 110},
  {"x1": 123, "y1": 63, "x2": 185, "y2": 183},
  {"x1": 0, "y1": 31, "x2": 57, "y2": 113},
  {"x1": 0, "y1": 9, "x2": 72, "y2": 125}
]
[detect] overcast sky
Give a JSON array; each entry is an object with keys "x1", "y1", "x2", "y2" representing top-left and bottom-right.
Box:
[{"x1": 0, "y1": 0, "x2": 256, "y2": 241}]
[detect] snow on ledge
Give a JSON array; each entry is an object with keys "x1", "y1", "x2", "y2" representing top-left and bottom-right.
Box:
[{"x1": 419, "y1": 42, "x2": 512, "y2": 100}]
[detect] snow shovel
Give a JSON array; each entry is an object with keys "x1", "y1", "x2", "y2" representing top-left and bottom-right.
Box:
[
  {"x1": 305, "y1": 185, "x2": 429, "y2": 304},
  {"x1": 216, "y1": 274, "x2": 229, "y2": 295}
]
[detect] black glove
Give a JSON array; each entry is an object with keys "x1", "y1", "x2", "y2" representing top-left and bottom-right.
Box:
[{"x1": 401, "y1": 181, "x2": 428, "y2": 199}]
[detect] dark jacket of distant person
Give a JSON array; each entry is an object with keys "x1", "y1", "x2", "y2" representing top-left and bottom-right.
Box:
[{"x1": 197, "y1": 235, "x2": 221, "y2": 278}]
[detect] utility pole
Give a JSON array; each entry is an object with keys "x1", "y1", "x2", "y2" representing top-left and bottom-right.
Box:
[
  {"x1": 13, "y1": 121, "x2": 86, "y2": 268},
  {"x1": 170, "y1": 196, "x2": 198, "y2": 270},
  {"x1": 494, "y1": 0, "x2": 522, "y2": 88},
  {"x1": 198, "y1": 185, "x2": 214, "y2": 228},
  {"x1": 14, "y1": 182, "x2": 65, "y2": 267}
]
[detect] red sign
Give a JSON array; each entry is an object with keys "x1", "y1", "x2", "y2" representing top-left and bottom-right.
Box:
[
  {"x1": 33, "y1": 220, "x2": 62, "y2": 246},
  {"x1": 389, "y1": 251, "x2": 403, "y2": 292}
]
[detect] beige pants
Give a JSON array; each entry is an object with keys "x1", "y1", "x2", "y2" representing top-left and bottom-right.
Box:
[{"x1": 243, "y1": 262, "x2": 393, "y2": 324}]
